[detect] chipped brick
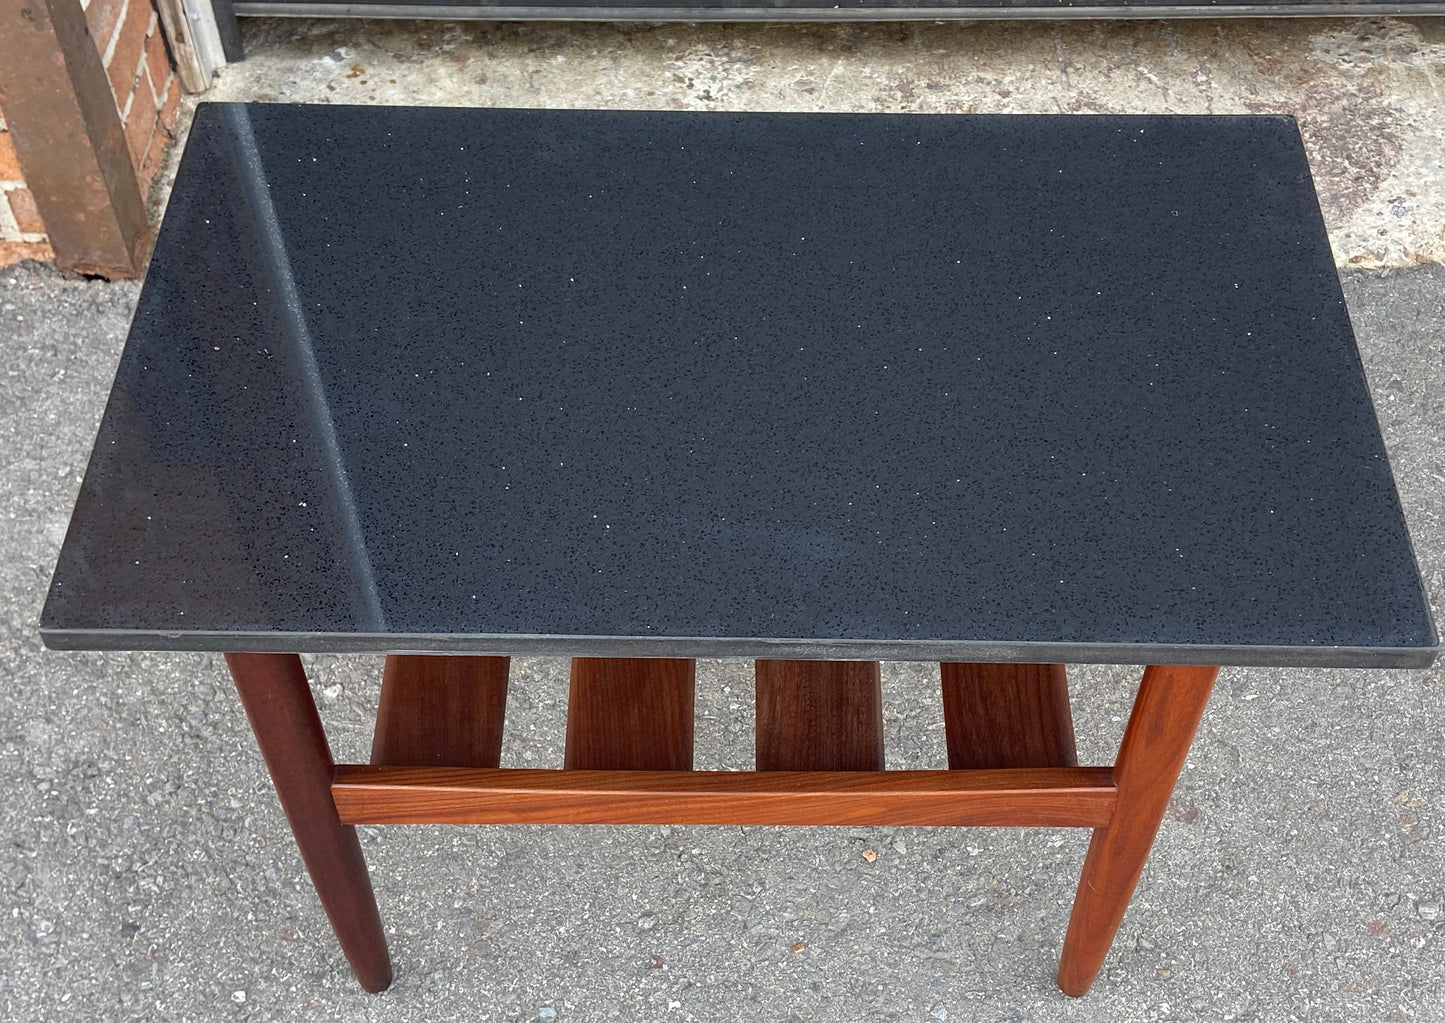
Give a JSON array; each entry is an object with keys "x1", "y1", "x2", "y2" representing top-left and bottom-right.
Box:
[
  {"x1": 140, "y1": 122, "x2": 172, "y2": 195},
  {"x1": 0, "y1": 130, "x2": 22, "y2": 182},
  {"x1": 159, "y1": 77, "x2": 182, "y2": 135},
  {"x1": 144, "y1": 28, "x2": 173, "y2": 108},
  {"x1": 124, "y1": 102, "x2": 155, "y2": 173},
  {"x1": 105, "y1": 0, "x2": 152, "y2": 108},
  {"x1": 0, "y1": 240, "x2": 54, "y2": 266},
  {"x1": 7, "y1": 188, "x2": 45, "y2": 235},
  {"x1": 85, "y1": 0, "x2": 127, "y2": 58}
]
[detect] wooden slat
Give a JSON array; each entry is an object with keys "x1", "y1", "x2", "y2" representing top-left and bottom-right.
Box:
[
  {"x1": 332, "y1": 766, "x2": 1116, "y2": 827},
  {"x1": 371, "y1": 655, "x2": 510, "y2": 767},
  {"x1": 755, "y1": 659, "x2": 884, "y2": 771},
  {"x1": 941, "y1": 662, "x2": 1078, "y2": 769},
  {"x1": 564, "y1": 657, "x2": 695, "y2": 770}
]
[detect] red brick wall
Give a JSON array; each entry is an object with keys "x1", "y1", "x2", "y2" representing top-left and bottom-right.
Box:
[
  {"x1": 86, "y1": 0, "x2": 182, "y2": 193},
  {"x1": 0, "y1": 0, "x2": 181, "y2": 268},
  {"x1": 0, "y1": 117, "x2": 55, "y2": 264}
]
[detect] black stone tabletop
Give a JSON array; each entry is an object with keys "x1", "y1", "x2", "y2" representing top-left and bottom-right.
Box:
[{"x1": 40, "y1": 104, "x2": 1437, "y2": 667}]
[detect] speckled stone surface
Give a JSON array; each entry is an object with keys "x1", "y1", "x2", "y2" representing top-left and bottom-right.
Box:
[{"x1": 40, "y1": 104, "x2": 1436, "y2": 665}]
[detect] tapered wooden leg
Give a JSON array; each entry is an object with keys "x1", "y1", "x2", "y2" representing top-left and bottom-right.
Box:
[
  {"x1": 372, "y1": 655, "x2": 510, "y2": 767},
  {"x1": 755, "y1": 660, "x2": 884, "y2": 771},
  {"x1": 1057, "y1": 664, "x2": 1218, "y2": 997},
  {"x1": 565, "y1": 658, "x2": 695, "y2": 770},
  {"x1": 225, "y1": 653, "x2": 392, "y2": 993},
  {"x1": 941, "y1": 662, "x2": 1077, "y2": 769}
]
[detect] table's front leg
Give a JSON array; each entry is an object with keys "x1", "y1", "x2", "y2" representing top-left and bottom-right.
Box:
[
  {"x1": 225, "y1": 653, "x2": 392, "y2": 993},
  {"x1": 1057, "y1": 664, "x2": 1218, "y2": 996}
]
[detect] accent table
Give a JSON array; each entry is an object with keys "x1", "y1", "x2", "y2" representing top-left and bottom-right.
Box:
[{"x1": 40, "y1": 104, "x2": 1437, "y2": 996}]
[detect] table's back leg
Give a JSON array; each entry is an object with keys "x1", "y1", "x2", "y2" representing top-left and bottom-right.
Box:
[
  {"x1": 755, "y1": 660, "x2": 884, "y2": 771},
  {"x1": 940, "y1": 662, "x2": 1077, "y2": 768},
  {"x1": 565, "y1": 658, "x2": 696, "y2": 770},
  {"x1": 225, "y1": 653, "x2": 392, "y2": 993},
  {"x1": 1057, "y1": 664, "x2": 1218, "y2": 997}
]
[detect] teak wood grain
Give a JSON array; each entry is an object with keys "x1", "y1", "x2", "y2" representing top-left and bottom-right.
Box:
[
  {"x1": 565, "y1": 657, "x2": 695, "y2": 771},
  {"x1": 755, "y1": 659, "x2": 884, "y2": 771},
  {"x1": 225, "y1": 653, "x2": 392, "y2": 992},
  {"x1": 1057, "y1": 663, "x2": 1219, "y2": 997},
  {"x1": 371, "y1": 654, "x2": 509, "y2": 767},
  {"x1": 941, "y1": 662, "x2": 1078, "y2": 769},
  {"x1": 332, "y1": 766, "x2": 1117, "y2": 827}
]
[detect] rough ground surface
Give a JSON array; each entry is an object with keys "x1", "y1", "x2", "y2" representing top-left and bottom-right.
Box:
[{"x1": 1, "y1": 258, "x2": 1441, "y2": 1020}]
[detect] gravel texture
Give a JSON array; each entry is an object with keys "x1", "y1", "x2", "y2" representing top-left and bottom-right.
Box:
[{"x1": 0, "y1": 258, "x2": 1441, "y2": 1021}]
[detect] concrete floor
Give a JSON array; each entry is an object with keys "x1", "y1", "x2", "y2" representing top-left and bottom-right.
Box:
[{"x1": 3, "y1": 12, "x2": 1444, "y2": 1022}]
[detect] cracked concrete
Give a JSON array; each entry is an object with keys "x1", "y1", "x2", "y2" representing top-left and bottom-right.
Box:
[{"x1": 203, "y1": 16, "x2": 1445, "y2": 268}]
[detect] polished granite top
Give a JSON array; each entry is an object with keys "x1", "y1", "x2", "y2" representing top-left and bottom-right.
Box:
[{"x1": 41, "y1": 104, "x2": 1437, "y2": 666}]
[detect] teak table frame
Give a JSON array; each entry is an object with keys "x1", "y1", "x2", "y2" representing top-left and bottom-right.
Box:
[{"x1": 225, "y1": 652, "x2": 1217, "y2": 997}]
